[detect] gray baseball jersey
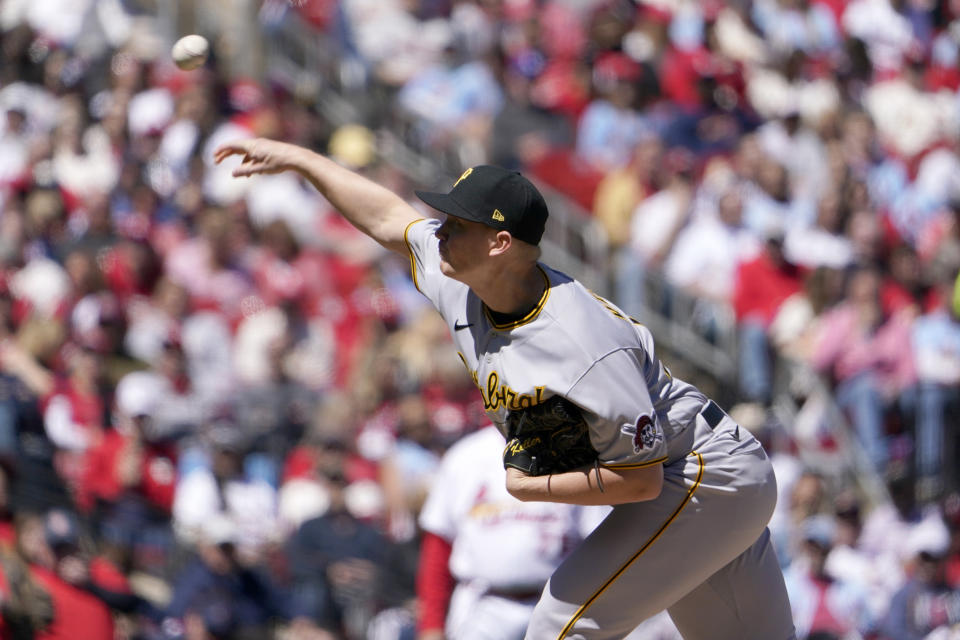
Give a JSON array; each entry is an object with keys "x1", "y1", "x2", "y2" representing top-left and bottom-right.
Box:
[{"x1": 406, "y1": 218, "x2": 795, "y2": 640}]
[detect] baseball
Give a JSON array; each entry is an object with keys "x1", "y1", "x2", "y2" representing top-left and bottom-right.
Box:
[{"x1": 171, "y1": 34, "x2": 209, "y2": 71}]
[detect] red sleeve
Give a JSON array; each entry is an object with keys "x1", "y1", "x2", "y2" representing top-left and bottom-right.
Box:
[{"x1": 416, "y1": 532, "x2": 455, "y2": 634}]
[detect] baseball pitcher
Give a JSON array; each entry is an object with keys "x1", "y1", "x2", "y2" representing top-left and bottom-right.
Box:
[{"x1": 214, "y1": 139, "x2": 796, "y2": 640}]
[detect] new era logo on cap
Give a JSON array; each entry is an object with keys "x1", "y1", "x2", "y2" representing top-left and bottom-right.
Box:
[{"x1": 415, "y1": 166, "x2": 549, "y2": 245}]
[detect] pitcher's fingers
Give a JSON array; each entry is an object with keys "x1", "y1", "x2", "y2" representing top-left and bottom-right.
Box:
[
  {"x1": 213, "y1": 141, "x2": 253, "y2": 163},
  {"x1": 213, "y1": 148, "x2": 235, "y2": 164},
  {"x1": 232, "y1": 163, "x2": 264, "y2": 177},
  {"x1": 213, "y1": 147, "x2": 246, "y2": 164}
]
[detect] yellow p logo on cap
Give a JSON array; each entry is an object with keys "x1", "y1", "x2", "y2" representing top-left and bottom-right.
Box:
[{"x1": 454, "y1": 167, "x2": 473, "y2": 187}]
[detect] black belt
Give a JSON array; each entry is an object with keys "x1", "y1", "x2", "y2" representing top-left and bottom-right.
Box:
[{"x1": 701, "y1": 400, "x2": 725, "y2": 430}]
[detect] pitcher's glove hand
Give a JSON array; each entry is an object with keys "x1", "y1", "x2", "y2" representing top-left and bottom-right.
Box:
[{"x1": 502, "y1": 395, "x2": 597, "y2": 476}]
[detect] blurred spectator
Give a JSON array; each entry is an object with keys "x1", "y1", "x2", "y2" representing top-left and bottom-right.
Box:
[
  {"x1": 741, "y1": 155, "x2": 810, "y2": 238},
  {"x1": 285, "y1": 463, "x2": 408, "y2": 640},
  {"x1": 859, "y1": 474, "x2": 944, "y2": 608},
  {"x1": 842, "y1": 0, "x2": 916, "y2": 74},
  {"x1": 733, "y1": 223, "x2": 806, "y2": 404},
  {"x1": 171, "y1": 423, "x2": 278, "y2": 556},
  {"x1": 845, "y1": 207, "x2": 885, "y2": 267},
  {"x1": 781, "y1": 470, "x2": 832, "y2": 565},
  {"x1": 911, "y1": 273, "x2": 960, "y2": 500},
  {"x1": 77, "y1": 370, "x2": 176, "y2": 576},
  {"x1": 881, "y1": 515, "x2": 960, "y2": 640},
  {"x1": 882, "y1": 243, "x2": 924, "y2": 316},
  {"x1": 164, "y1": 515, "x2": 288, "y2": 640},
  {"x1": 179, "y1": 311, "x2": 236, "y2": 414},
  {"x1": 809, "y1": 265, "x2": 918, "y2": 472},
  {"x1": 783, "y1": 188, "x2": 854, "y2": 271},
  {"x1": 664, "y1": 183, "x2": 760, "y2": 309},
  {"x1": 784, "y1": 515, "x2": 875, "y2": 640},
  {"x1": 375, "y1": 392, "x2": 442, "y2": 544},
  {"x1": 42, "y1": 346, "x2": 105, "y2": 492},
  {"x1": 823, "y1": 493, "x2": 890, "y2": 622},
  {"x1": 489, "y1": 56, "x2": 575, "y2": 172},
  {"x1": 592, "y1": 134, "x2": 663, "y2": 250},
  {"x1": 123, "y1": 277, "x2": 188, "y2": 367},
  {"x1": 30, "y1": 509, "x2": 115, "y2": 640},
  {"x1": 138, "y1": 340, "x2": 209, "y2": 446},
  {"x1": 395, "y1": 34, "x2": 504, "y2": 167},
  {"x1": 164, "y1": 207, "x2": 253, "y2": 323},
  {"x1": 575, "y1": 52, "x2": 650, "y2": 173},
  {"x1": 756, "y1": 110, "x2": 831, "y2": 205},
  {"x1": 768, "y1": 266, "x2": 846, "y2": 363},
  {"x1": 614, "y1": 145, "x2": 693, "y2": 317},
  {"x1": 231, "y1": 311, "x2": 318, "y2": 485}
]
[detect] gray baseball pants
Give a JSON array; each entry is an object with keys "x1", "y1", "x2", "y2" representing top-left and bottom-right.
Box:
[{"x1": 524, "y1": 407, "x2": 796, "y2": 640}]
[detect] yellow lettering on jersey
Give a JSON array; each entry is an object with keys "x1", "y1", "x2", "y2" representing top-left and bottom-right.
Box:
[
  {"x1": 479, "y1": 371, "x2": 545, "y2": 411},
  {"x1": 485, "y1": 371, "x2": 500, "y2": 409},
  {"x1": 590, "y1": 291, "x2": 643, "y2": 325}
]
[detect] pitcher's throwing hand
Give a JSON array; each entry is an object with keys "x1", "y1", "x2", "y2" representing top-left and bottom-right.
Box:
[{"x1": 214, "y1": 138, "x2": 304, "y2": 177}]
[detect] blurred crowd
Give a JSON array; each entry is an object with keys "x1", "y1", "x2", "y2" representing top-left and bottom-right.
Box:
[{"x1": 0, "y1": 0, "x2": 960, "y2": 639}]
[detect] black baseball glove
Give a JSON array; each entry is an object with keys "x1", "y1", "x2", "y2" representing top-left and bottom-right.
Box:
[{"x1": 502, "y1": 395, "x2": 598, "y2": 476}]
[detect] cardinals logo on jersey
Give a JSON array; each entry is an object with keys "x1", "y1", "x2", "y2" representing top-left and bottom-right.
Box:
[{"x1": 626, "y1": 415, "x2": 660, "y2": 453}]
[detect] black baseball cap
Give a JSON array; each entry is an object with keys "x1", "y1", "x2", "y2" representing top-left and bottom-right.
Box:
[{"x1": 415, "y1": 165, "x2": 549, "y2": 245}]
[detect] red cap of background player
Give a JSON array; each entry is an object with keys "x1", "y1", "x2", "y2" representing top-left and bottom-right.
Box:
[{"x1": 415, "y1": 166, "x2": 549, "y2": 246}]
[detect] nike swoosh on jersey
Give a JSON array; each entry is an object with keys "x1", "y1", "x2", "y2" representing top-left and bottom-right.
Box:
[{"x1": 454, "y1": 320, "x2": 474, "y2": 331}]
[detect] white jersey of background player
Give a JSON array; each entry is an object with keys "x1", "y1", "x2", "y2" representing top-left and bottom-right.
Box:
[
  {"x1": 214, "y1": 141, "x2": 795, "y2": 639},
  {"x1": 419, "y1": 425, "x2": 609, "y2": 639}
]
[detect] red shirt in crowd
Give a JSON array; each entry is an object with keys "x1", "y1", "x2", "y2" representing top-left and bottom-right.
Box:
[
  {"x1": 733, "y1": 250, "x2": 806, "y2": 326},
  {"x1": 31, "y1": 567, "x2": 114, "y2": 640},
  {"x1": 77, "y1": 428, "x2": 176, "y2": 514}
]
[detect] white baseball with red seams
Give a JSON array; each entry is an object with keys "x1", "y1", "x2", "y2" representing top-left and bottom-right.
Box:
[{"x1": 171, "y1": 35, "x2": 209, "y2": 71}]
